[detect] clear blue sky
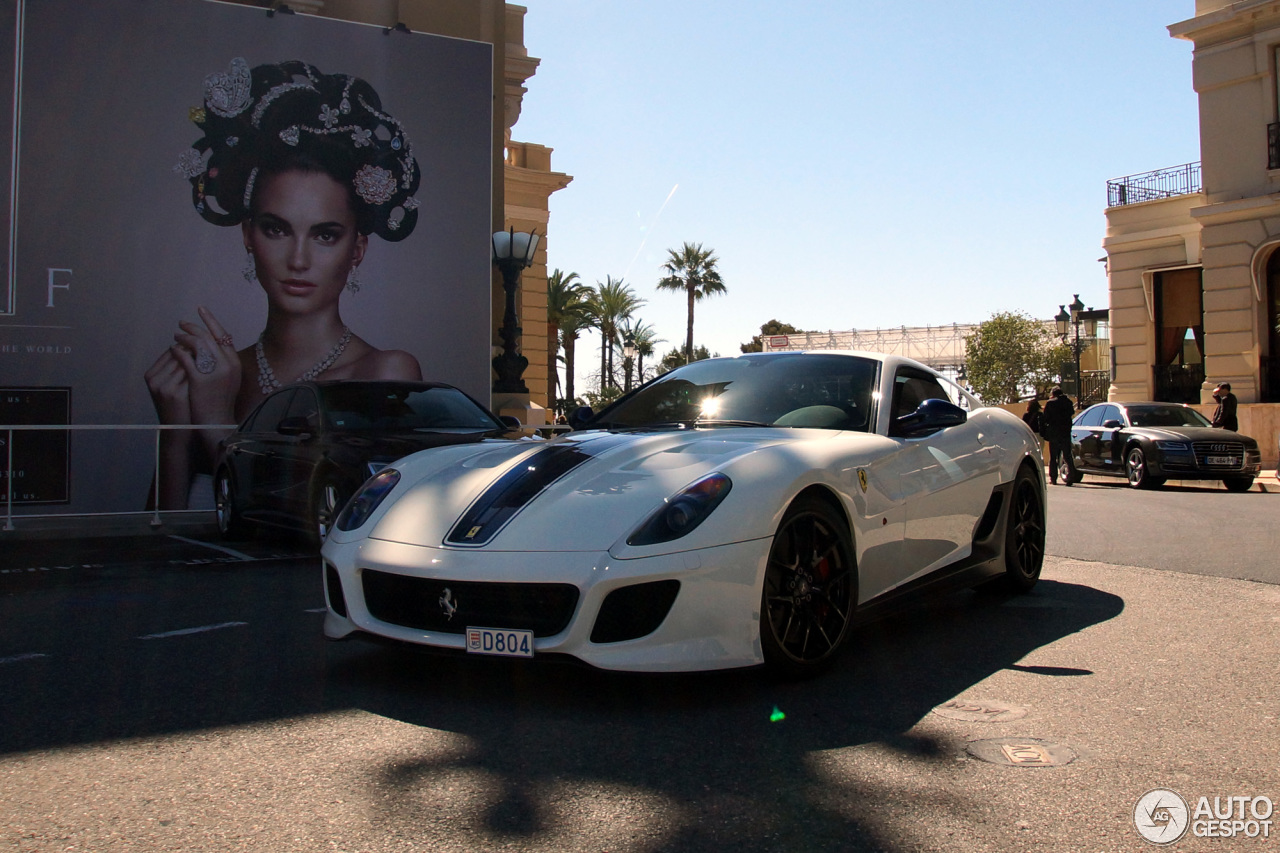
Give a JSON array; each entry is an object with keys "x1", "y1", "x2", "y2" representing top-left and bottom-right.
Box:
[{"x1": 514, "y1": 1, "x2": 1201, "y2": 381}]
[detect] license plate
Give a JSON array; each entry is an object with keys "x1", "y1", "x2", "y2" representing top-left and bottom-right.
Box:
[
  {"x1": 466, "y1": 626, "x2": 534, "y2": 658},
  {"x1": 1206, "y1": 456, "x2": 1238, "y2": 466}
]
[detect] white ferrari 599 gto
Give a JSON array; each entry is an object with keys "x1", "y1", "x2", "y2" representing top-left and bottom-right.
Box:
[{"x1": 321, "y1": 351, "x2": 1046, "y2": 677}]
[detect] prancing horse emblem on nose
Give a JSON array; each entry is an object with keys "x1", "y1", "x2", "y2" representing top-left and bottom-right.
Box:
[{"x1": 439, "y1": 588, "x2": 458, "y2": 621}]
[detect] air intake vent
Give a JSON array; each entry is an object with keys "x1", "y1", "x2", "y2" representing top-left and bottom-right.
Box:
[{"x1": 591, "y1": 580, "x2": 680, "y2": 644}]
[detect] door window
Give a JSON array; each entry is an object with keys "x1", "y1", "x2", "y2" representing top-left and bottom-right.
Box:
[
  {"x1": 889, "y1": 369, "x2": 950, "y2": 436},
  {"x1": 1075, "y1": 406, "x2": 1105, "y2": 428},
  {"x1": 245, "y1": 389, "x2": 296, "y2": 434}
]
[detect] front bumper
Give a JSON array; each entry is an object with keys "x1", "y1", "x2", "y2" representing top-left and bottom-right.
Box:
[
  {"x1": 321, "y1": 536, "x2": 770, "y2": 672},
  {"x1": 1151, "y1": 448, "x2": 1262, "y2": 479}
]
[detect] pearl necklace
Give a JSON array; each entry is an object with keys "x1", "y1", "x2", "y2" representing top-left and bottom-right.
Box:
[{"x1": 255, "y1": 326, "x2": 352, "y2": 395}]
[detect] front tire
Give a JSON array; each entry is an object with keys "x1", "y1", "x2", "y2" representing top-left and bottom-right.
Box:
[
  {"x1": 1125, "y1": 446, "x2": 1162, "y2": 489},
  {"x1": 1223, "y1": 476, "x2": 1254, "y2": 493},
  {"x1": 1057, "y1": 455, "x2": 1082, "y2": 485},
  {"x1": 312, "y1": 478, "x2": 348, "y2": 546},
  {"x1": 214, "y1": 469, "x2": 248, "y2": 539},
  {"x1": 760, "y1": 495, "x2": 856, "y2": 679}
]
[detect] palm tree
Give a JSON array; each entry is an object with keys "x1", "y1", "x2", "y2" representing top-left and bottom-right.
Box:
[
  {"x1": 624, "y1": 320, "x2": 664, "y2": 384},
  {"x1": 558, "y1": 307, "x2": 596, "y2": 412},
  {"x1": 593, "y1": 276, "x2": 645, "y2": 393},
  {"x1": 546, "y1": 269, "x2": 592, "y2": 413},
  {"x1": 656, "y1": 241, "x2": 726, "y2": 364}
]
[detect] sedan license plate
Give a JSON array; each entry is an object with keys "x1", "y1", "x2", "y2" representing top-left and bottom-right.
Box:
[
  {"x1": 466, "y1": 626, "x2": 534, "y2": 658},
  {"x1": 1206, "y1": 455, "x2": 1239, "y2": 466}
]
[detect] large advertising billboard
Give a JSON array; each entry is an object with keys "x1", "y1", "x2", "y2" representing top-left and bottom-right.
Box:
[{"x1": 0, "y1": 0, "x2": 493, "y2": 513}]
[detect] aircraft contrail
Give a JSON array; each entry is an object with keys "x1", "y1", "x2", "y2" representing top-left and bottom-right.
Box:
[{"x1": 623, "y1": 183, "x2": 679, "y2": 280}]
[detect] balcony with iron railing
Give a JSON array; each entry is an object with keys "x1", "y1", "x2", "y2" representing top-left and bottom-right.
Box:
[{"x1": 1106, "y1": 162, "x2": 1202, "y2": 207}]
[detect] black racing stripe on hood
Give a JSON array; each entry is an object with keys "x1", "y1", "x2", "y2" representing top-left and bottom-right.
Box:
[{"x1": 446, "y1": 433, "x2": 632, "y2": 546}]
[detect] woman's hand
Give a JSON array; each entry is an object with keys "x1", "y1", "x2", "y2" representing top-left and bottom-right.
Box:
[
  {"x1": 145, "y1": 346, "x2": 192, "y2": 425},
  {"x1": 171, "y1": 306, "x2": 242, "y2": 427}
]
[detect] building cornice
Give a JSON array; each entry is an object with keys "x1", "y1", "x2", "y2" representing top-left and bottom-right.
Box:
[
  {"x1": 1170, "y1": 0, "x2": 1280, "y2": 43},
  {"x1": 1190, "y1": 193, "x2": 1280, "y2": 223}
]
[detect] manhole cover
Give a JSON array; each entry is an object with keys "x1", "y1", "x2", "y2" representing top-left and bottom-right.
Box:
[
  {"x1": 932, "y1": 699, "x2": 1028, "y2": 723},
  {"x1": 966, "y1": 738, "x2": 1076, "y2": 767}
]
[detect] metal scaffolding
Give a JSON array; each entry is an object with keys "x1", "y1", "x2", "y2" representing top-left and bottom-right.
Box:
[{"x1": 761, "y1": 324, "x2": 977, "y2": 371}]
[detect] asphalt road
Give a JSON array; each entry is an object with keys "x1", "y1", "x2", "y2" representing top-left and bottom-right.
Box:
[
  {"x1": 0, "y1": 483, "x2": 1277, "y2": 852},
  {"x1": 1044, "y1": 476, "x2": 1280, "y2": 584}
]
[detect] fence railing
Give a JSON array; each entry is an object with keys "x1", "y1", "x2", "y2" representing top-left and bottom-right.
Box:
[
  {"x1": 1, "y1": 424, "x2": 236, "y2": 532},
  {"x1": 1080, "y1": 370, "x2": 1110, "y2": 408},
  {"x1": 1106, "y1": 162, "x2": 1202, "y2": 207}
]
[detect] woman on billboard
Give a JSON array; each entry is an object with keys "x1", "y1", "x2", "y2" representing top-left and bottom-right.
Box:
[{"x1": 146, "y1": 59, "x2": 423, "y2": 509}]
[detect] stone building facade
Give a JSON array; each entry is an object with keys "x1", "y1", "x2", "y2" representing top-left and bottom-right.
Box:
[{"x1": 1103, "y1": 0, "x2": 1280, "y2": 464}]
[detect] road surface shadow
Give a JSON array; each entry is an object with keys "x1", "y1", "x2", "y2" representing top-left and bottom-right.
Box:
[{"x1": 0, "y1": 567, "x2": 1121, "y2": 852}]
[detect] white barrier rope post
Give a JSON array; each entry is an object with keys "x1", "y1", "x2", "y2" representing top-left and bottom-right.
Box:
[{"x1": 4, "y1": 428, "x2": 13, "y2": 532}]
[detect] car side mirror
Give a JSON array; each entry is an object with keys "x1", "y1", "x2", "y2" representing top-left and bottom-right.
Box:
[
  {"x1": 1102, "y1": 419, "x2": 1122, "y2": 429},
  {"x1": 567, "y1": 405, "x2": 594, "y2": 430},
  {"x1": 498, "y1": 415, "x2": 522, "y2": 430},
  {"x1": 276, "y1": 416, "x2": 312, "y2": 437},
  {"x1": 895, "y1": 398, "x2": 967, "y2": 437}
]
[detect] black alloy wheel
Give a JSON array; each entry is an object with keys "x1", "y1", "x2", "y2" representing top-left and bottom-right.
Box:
[
  {"x1": 1125, "y1": 446, "x2": 1164, "y2": 489},
  {"x1": 214, "y1": 469, "x2": 247, "y2": 539},
  {"x1": 1002, "y1": 468, "x2": 1045, "y2": 592},
  {"x1": 1057, "y1": 456, "x2": 1081, "y2": 486},
  {"x1": 313, "y1": 478, "x2": 348, "y2": 546},
  {"x1": 760, "y1": 495, "x2": 857, "y2": 678}
]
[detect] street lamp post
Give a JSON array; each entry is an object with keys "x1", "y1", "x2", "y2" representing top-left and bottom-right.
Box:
[
  {"x1": 623, "y1": 332, "x2": 636, "y2": 393},
  {"x1": 1056, "y1": 294, "x2": 1091, "y2": 407},
  {"x1": 491, "y1": 228, "x2": 540, "y2": 393}
]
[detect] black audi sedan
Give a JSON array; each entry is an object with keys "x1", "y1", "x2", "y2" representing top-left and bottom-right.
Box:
[
  {"x1": 1064, "y1": 401, "x2": 1262, "y2": 491},
  {"x1": 214, "y1": 380, "x2": 519, "y2": 543}
]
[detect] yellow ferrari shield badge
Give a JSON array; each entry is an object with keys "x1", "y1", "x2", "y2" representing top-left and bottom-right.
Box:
[{"x1": 857, "y1": 469, "x2": 868, "y2": 493}]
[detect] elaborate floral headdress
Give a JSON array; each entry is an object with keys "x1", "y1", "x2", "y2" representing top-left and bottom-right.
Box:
[{"x1": 174, "y1": 58, "x2": 421, "y2": 241}]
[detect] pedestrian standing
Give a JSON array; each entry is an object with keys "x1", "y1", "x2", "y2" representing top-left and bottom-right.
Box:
[
  {"x1": 1041, "y1": 387, "x2": 1078, "y2": 486},
  {"x1": 1022, "y1": 400, "x2": 1042, "y2": 435},
  {"x1": 1210, "y1": 382, "x2": 1238, "y2": 431}
]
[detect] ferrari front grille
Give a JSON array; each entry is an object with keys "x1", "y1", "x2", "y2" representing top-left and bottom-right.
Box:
[{"x1": 361, "y1": 570, "x2": 579, "y2": 637}]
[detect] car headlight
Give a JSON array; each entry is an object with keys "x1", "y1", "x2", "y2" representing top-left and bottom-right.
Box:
[
  {"x1": 366, "y1": 460, "x2": 391, "y2": 477},
  {"x1": 627, "y1": 473, "x2": 732, "y2": 546},
  {"x1": 1155, "y1": 440, "x2": 1189, "y2": 451},
  {"x1": 336, "y1": 468, "x2": 401, "y2": 532}
]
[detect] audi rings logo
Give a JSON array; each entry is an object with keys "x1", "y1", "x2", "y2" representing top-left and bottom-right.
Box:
[{"x1": 1134, "y1": 789, "x2": 1189, "y2": 845}]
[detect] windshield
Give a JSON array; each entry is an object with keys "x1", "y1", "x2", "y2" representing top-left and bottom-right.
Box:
[
  {"x1": 321, "y1": 385, "x2": 504, "y2": 432},
  {"x1": 589, "y1": 354, "x2": 879, "y2": 431},
  {"x1": 1126, "y1": 405, "x2": 1212, "y2": 428}
]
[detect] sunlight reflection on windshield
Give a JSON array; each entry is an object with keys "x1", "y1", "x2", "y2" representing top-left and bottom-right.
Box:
[{"x1": 699, "y1": 397, "x2": 721, "y2": 418}]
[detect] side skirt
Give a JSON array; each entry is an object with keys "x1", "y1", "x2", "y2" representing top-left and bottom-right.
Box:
[{"x1": 851, "y1": 478, "x2": 1015, "y2": 625}]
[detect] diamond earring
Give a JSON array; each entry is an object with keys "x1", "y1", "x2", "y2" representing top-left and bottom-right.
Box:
[
  {"x1": 346, "y1": 265, "x2": 361, "y2": 293},
  {"x1": 242, "y1": 253, "x2": 257, "y2": 283}
]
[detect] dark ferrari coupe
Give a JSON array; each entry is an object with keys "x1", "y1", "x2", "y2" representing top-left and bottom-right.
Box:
[
  {"x1": 214, "y1": 380, "x2": 518, "y2": 543},
  {"x1": 1064, "y1": 401, "x2": 1262, "y2": 491}
]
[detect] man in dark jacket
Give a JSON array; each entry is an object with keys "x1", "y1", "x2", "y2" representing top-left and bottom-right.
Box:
[
  {"x1": 1040, "y1": 386, "x2": 1077, "y2": 486},
  {"x1": 1210, "y1": 382, "x2": 1238, "y2": 431}
]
